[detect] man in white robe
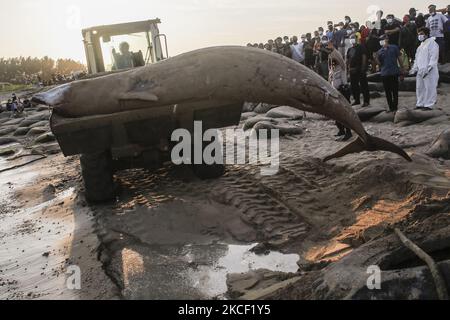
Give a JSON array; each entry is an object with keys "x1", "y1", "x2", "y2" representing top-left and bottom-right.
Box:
[{"x1": 410, "y1": 27, "x2": 440, "y2": 109}]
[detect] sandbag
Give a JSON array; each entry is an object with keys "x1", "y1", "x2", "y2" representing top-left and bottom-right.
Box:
[
  {"x1": 265, "y1": 106, "x2": 304, "y2": 119},
  {"x1": 253, "y1": 103, "x2": 278, "y2": 114},
  {"x1": 370, "y1": 111, "x2": 395, "y2": 123},
  {"x1": 394, "y1": 108, "x2": 445, "y2": 124},
  {"x1": 356, "y1": 106, "x2": 386, "y2": 122},
  {"x1": 427, "y1": 128, "x2": 450, "y2": 159}
]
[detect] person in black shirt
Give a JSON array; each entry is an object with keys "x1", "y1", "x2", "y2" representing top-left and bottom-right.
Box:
[
  {"x1": 304, "y1": 33, "x2": 315, "y2": 69},
  {"x1": 383, "y1": 14, "x2": 402, "y2": 46},
  {"x1": 347, "y1": 35, "x2": 370, "y2": 107},
  {"x1": 415, "y1": 13, "x2": 426, "y2": 30},
  {"x1": 365, "y1": 28, "x2": 382, "y2": 73}
]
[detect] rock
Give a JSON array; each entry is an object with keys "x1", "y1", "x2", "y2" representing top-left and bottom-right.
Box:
[
  {"x1": 253, "y1": 103, "x2": 278, "y2": 114},
  {"x1": 13, "y1": 127, "x2": 31, "y2": 136},
  {"x1": 34, "y1": 132, "x2": 55, "y2": 144},
  {"x1": 241, "y1": 112, "x2": 257, "y2": 121},
  {"x1": 370, "y1": 111, "x2": 395, "y2": 123},
  {"x1": 356, "y1": 106, "x2": 386, "y2": 122},
  {"x1": 0, "y1": 137, "x2": 19, "y2": 146},
  {"x1": 266, "y1": 106, "x2": 304, "y2": 120},
  {"x1": 27, "y1": 127, "x2": 49, "y2": 136},
  {"x1": 29, "y1": 120, "x2": 49, "y2": 129},
  {"x1": 427, "y1": 128, "x2": 450, "y2": 159},
  {"x1": 242, "y1": 102, "x2": 258, "y2": 113},
  {"x1": 394, "y1": 108, "x2": 445, "y2": 125}
]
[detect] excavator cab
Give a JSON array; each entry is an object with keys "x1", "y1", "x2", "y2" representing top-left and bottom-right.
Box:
[{"x1": 82, "y1": 19, "x2": 168, "y2": 74}]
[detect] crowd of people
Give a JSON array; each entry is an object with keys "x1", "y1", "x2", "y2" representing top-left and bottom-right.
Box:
[
  {"x1": 246, "y1": 4, "x2": 450, "y2": 141},
  {"x1": 1, "y1": 93, "x2": 31, "y2": 114}
]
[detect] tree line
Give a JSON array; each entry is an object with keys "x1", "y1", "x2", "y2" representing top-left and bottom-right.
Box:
[{"x1": 0, "y1": 56, "x2": 86, "y2": 85}]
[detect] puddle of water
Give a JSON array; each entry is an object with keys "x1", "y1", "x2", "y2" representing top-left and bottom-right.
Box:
[{"x1": 184, "y1": 243, "x2": 299, "y2": 298}]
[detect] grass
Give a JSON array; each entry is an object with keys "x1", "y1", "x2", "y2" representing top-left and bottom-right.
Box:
[{"x1": 0, "y1": 83, "x2": 35, "y2": 95}]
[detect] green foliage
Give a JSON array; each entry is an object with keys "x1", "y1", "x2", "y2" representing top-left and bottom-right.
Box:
[{"x1": 0, "y1": 56, "x2": 86, "y2": 84}]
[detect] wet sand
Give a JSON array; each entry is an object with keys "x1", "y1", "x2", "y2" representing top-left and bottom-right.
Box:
[{"x1": 0, "y1": 85, "x2": 449, "y2": 299}]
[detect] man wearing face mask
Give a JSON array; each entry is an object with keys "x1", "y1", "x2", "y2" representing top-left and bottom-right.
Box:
[
  {"x1": 410, "y1": 27, "x2": 440, "y2": 110},
  {"x1": 347, "y1": 35, "x2": 370, "y2": 107},
  {"x1": 376, "y1": 35, "x2": 405, "y2": 112},
  {"x1": 327, "y1": 24, "x2": 335, "y2": 41},
  {"x1": 383, "y1": 14, "x2": 402, "y2": 46},
  {"x1": 426, "y1": 4, "x2": 448, "y2": 63},
  {"x1": 315, "y1": 35, "x2": 331, "y2": 79},
  {"x1": 344, "y1": 16, "x2": 352, "y2": 29}
]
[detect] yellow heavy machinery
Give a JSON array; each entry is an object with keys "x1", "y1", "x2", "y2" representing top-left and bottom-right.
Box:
[{"x1": 82, "y1": 19, "x2": 169, "y2": 74}]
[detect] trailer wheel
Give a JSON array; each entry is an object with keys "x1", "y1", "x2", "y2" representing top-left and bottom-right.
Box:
[
  {"x1": 191, "y1": 140, "x2": 225, "y2": 180},
  {"x1": 80, "y1": 150, "x2": 115, "y2": 202}
]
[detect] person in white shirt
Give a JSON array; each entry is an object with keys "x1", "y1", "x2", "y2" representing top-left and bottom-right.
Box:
[
  {"x1": 410, "y1": 27, "x2": 440, "y2": 109},
  {"x1": 290, "y1": 36, "x2": 305, "y2": 64},
  {"x1": 426, "y1": 4, "x2": 448, "y2": 62}
]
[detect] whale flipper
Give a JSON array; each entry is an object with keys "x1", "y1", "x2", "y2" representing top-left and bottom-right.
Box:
[{"x1": 324, "y1": 135, "x2": 412, "y2": 162}]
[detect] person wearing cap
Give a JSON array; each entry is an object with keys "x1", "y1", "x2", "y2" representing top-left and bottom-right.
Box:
[
  {"x1": 426, "y1": 4, "x2": 448, "y2": 63},
  {"x1": 383, "y1": 14, "x2": 402, "y2": 46},
  {"x1": 410, "y1": 27, "x2": 440, "y2": 110},
  {"x1": 376, "y1": 35, "x2": 405, "y2": 112},
  {"x1": 347, "y1": 34, "x2": 370, "y2": 107}
]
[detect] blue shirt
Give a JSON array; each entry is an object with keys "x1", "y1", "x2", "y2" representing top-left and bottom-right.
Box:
[{"x1": 377, "y1": 44, "x2": 400, "y2": 76}]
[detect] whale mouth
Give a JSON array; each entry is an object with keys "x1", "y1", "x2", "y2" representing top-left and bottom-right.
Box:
[{"x1": 32, "y1": 83, "x2": 71, "y2": 106}]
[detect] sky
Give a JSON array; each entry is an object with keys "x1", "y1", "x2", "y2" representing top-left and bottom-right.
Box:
[{"x1": 0, "y1": 0, "x2": 448, "y2": 63}]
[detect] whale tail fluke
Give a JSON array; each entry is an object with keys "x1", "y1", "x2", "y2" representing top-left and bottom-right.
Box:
[{"x1": 323, "y1": 135, "x2": 412, "y2": 162}]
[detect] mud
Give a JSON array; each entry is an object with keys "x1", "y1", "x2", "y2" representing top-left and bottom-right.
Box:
[{"x1": 1, "y1": 87, "x2": 450, "y2": 300}]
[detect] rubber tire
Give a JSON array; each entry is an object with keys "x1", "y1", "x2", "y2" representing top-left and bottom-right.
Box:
[
  {"x1": 192, "y1": 162, "x2": 225, "y2": 180},
  {"x1": 80, "y1": 151, "x2": 115, "y2": 203},
  {"x1": 191, "y1": 140, "x2": 225, "y2": 180}
]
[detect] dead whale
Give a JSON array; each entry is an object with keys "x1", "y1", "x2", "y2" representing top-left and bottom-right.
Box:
[{"x1": 32, "y1": 46, "x2": 411, "y2": 162}]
